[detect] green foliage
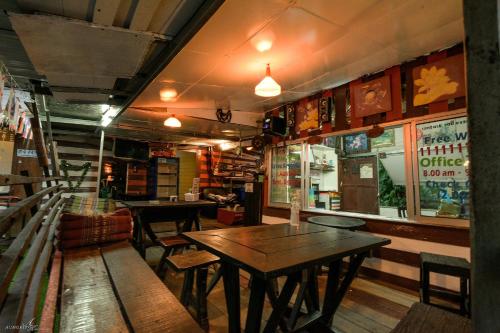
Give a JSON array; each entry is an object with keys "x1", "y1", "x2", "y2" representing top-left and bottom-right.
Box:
[
  {"x1": 60, "y1": 160, "x2": 91, "y2": 192},
  {"x1": 378, "y1": 161, "x2": 406, "y2": 207}
]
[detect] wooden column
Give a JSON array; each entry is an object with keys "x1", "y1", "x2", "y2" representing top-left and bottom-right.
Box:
[
  {"x1": 463, "y1": 0, "x2": 500, "y2": 331},
  {"x1": 96, "y1": 129, "x2": 105, "y2": 197},
  {"x1": 29, "y1": 99, "x2": 52, "y2": 190}
]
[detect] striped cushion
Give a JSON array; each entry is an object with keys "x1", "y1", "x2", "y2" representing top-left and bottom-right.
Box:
[{"x1": 63, "y1": 195, "x2": 116, "y2": 214}]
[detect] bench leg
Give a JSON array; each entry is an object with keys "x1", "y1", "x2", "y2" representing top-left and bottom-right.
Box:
[
  {"x1": 421, "y1": 264, "x2": 430, "y2": 304},
  {"x1": 196, "y1": 267, "x2": 209, "y2": 331},
  {"x1": 181, "y1": 269, "x2": 195, "y2": 306},
  {"x1": 460, "y1": 276, "x2": 468, "y2": 315}
]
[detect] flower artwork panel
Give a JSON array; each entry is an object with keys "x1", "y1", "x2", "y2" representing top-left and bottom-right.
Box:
[
  {"x1": 412, "y1": 54, "x2": 465, "y2": 107},
  {"x1": 343, "y1": 132, "x2": 370, "y2": 155},
  {"x1": 371, "y1": 128, "x2": 395, "y2": 148},
  {"x1": 295, "y1": 98, "x2": 319, "y2": 133},
  {"x1": 352, "y1": 76, "x2": 392, "y2": 117}
]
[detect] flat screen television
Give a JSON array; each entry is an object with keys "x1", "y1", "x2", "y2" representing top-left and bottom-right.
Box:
[{"x1": 113, "y1": 138, "x2": 149, "y2": 160}]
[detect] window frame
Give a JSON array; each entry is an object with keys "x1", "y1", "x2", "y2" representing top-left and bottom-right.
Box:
[{"x1": 266, "y1": 108, "x2": 469, "y2": 228}]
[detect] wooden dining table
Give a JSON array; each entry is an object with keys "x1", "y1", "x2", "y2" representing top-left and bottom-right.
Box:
[
  {"x1": 121, "y1": 200, "x2": 216, "y2": 257},
  {"x1": 307, "y1": 215, "x2": 366, "y2": 231},
  {"x1": 183, "y1": 223, "x2": 390, "y2": 333}
]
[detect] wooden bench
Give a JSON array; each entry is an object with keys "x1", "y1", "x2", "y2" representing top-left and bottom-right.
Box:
[
  {"x1": 60, "y1": 241, "x2": 204, "y2": 333},
  {"x1": 391, "y1": 302, "x2": 471, "y2": 333},
  {"x1": 0, "y1": 174, "x2": 204, "y2": 332},
  {"x1": 0, "y1": 174, "x2": 64, "y2": 330},
  {"x1": 166, "y1": 250, "x2": 220, "y2": 330},
  {"x1": 420, "y1": 252, "x2": 470, "y2": 315}
]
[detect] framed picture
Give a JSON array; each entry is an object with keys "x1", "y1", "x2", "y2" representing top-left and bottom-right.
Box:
[
  {"x1": 352, "y1": 75, "x2": 392, "y2": 117},
  {"x1": 295, "y1": 98, "x2": 319, "y2": 133},
  {"x1": 412, "y1": 54, "x2": 465, "y2": 106},
  {"x1": 371, "y1": 128, "x2": 395, "y2": 148},
  {"x1": 343, "y1": 132, "x2": 370, "y2": 155}
]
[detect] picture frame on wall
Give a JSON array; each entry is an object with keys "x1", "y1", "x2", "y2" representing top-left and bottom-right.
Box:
[
  {"x1": 295, "y1": 98, "x2": 320, "y2": 133},
  {"x1": 371, "y1": 128, "x2": 396, "y2": 148},
  {"x1": 343, "y1": 132, "x2": 370, "y2": 155}
]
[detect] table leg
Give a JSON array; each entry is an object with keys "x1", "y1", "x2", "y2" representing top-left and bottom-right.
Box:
[
  {"x1": 206, "y1": 264, "x2": 223, "y2": 296},
  {"x1": 133, "y1": 213, "x2": 146, "y2": 258},
  {"x1": 194, "y1": 209, "x2": 202, "y2": 231},
  {"x1": 222, "y1": 262, "x2": 241, "y2": 333},
  {"x1": 287, "y1": 271, "x2": 309, "y2": 329},
  {"x1": 304, "y1": 267, "x2": 320, "y2": 313},
  {"x1": 263, "y1": 271, "x2": 301, "y2": 333},
  {"x1": 321, "y1": 252, "x2": 367, "y2": 327},
  {"x1": 265, "y1": 280, "x2": 289, "y2": 332},
  {"x1": 245, "y1": 275, "x2": 266, "y2": 333}
]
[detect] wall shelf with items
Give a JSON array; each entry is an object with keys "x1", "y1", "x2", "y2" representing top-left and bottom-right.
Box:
[{"x1": 148, "y1": 157, "x2": 179, "y2": 199}]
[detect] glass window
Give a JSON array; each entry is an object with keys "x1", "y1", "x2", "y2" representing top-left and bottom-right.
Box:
[
  {"x1": 267, "y1": 114, "x2": 470, "y2": 223},
  {"x1": 270, "y1": 144, "x2": 302, "y2": 205},
  {"x1": 306, "y1": 126, "x2": 407, "y2": 219},
  {"x1": 416, "y1": 116, "x2": 470, "y2": 219}
]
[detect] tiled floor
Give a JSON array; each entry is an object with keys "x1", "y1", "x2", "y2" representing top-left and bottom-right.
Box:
[{"x1": 146, "y1": 219, "x2": 418, "y2": 332}]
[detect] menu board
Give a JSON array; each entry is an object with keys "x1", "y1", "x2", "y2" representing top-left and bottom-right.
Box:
[{"x1": 270, "y1": 145, "x2": 302, "y2": 204}]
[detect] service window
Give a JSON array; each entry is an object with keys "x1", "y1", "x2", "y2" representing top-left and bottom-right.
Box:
[
  {"x1": 416, "y1": 116, "x2": 470, "y2": 219},
  {"x1": 307, "y1": 126, "x2": 407, "y2": 219},
  {"x1": 269, "y1": 144, "x2": 302, "y2": 205}
]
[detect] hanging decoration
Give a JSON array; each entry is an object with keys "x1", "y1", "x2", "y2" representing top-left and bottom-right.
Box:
[
  {"x1": 60, "y1": 160, "x2": 92, "y2": 192},
  {"x1": 0, "y1": 62, "x2": 32, "y2": 136},
  {"x1": 216, "y1": 108, "x2": 232, "y2": 123}
]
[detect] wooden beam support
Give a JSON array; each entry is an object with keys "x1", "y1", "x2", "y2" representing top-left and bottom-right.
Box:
[
  {"x1": 463, "y1": 0, "x2": 500, "y2": 332},
  {"x1": 93, "y1": 0, "x2": 121, "y2": 26},
  {"x1": 130, "y1": 0, "x2": 161, "y2": 31}
]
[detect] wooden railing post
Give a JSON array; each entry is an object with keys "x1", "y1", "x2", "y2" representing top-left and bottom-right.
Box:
[{"x1": 29, "y1": 96, "x2": 53, "y2": 193}]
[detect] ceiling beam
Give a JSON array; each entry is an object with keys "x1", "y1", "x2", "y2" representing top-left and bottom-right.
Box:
[
  {"x1": 39, "y1": 115, "x2": 100, "y2": 126},
  {"x1": 129, "y1": 0, "x2": 161, "y2": 31},
  {"x1": 128, "y1": 107, "x2": 261, "y2": 128},
  {"x1": 49, "y1": 86, "x2": 116, "y2": 95},
  {"x1": 112, "y1": 0, "x2": 225, "y2": 125},
  {"x1": 93, "y1": 0, "x2": 121, "y2": 26}
]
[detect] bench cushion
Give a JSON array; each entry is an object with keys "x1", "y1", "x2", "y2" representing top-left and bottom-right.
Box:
[
  {"x1": 56, "y1": 208, "x2": 132, "y2": 249},
  {"x1": 63, "y1": 195, "x2": 116, "y2": 214},
  {"x1": 391, "y1": 302, "x2": 471, "y2": 333}
]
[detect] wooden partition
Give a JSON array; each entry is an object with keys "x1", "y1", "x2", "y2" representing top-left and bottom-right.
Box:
[{"x1": 0, "y1": 174, "x2": 64, "y2": 328}]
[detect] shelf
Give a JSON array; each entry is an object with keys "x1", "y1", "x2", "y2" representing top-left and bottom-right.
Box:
[
  {"x1": 157, "y1": 185, "x2": 177, "y2": 187},
  {"x1": 158, "y1": 172, "x2": 177, "y2": 175}
]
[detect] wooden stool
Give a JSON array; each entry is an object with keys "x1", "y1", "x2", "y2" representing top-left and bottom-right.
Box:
[
  {"x1": 391, "y1": 302, "x2": 471, "y2": 333},
  {"x1": 166, "y1": 250, "x2": 220, "y2": 330},
  {"x1": 155, "y1": 235, "x2": 191, "y2": 277},
  {"x1": 420, "y1": 252, "x2": 470, "y2": 316}
]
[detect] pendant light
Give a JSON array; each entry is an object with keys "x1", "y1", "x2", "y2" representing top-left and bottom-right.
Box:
[
  {"x1": 164, "y1": 115, "x2": 181, "y2": 127},
  {"x1": 255, "y1": 64, "x2": 281, "y2": 97}
]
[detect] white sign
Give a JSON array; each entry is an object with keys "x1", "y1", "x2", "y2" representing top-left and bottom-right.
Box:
[
  {"x1": 360, "y1": 163, "x2": 374, "y2": 179},
  {"x1": 417, "y1": 117, "x2": 469, "y2": 182},
  {"x1": 245, "y1": 182, "x2": 254, "y2": 193},
  {"x1": 16, "y1": 149, "x2": 37, "y2": 158}
]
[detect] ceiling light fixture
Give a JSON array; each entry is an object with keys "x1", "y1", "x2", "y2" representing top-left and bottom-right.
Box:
[
  {"x1": 219, "y1": 142, "x2": 234, "y2": 151},
  {"x1": 160, "y1": 88, "x2": 178, "y2": 101},
  {"x1": 164, "y1": 115, "x2": 181, "y2": 128},
  {"x1": 256, "y1": 40, "x2": 273, "y2": 52},
  {"x1": 101, "y1": 106, "x2": 119, "y2": 127},
  {"x1": 255, "y1": 64, "x2": 281, "y2": 97}
]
